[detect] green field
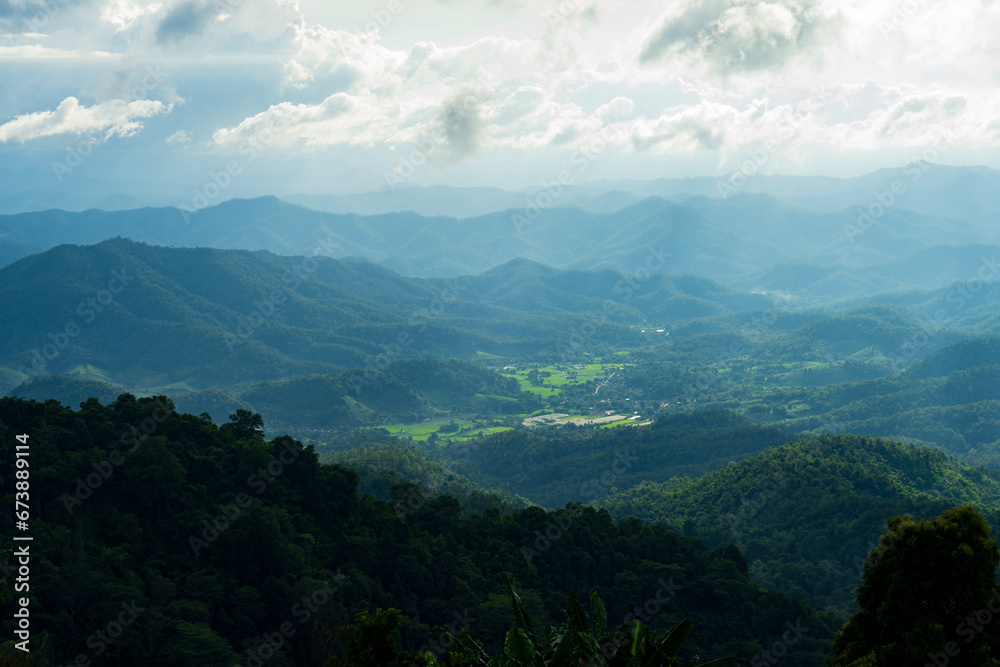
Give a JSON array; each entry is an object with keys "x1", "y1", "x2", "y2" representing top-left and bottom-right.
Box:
[
  {"x1": 368, "y1": 417, "x2": 512, "y2": 442},
  {"x1": 499, "y1": 362, "x2": 623, "y2": 396}
]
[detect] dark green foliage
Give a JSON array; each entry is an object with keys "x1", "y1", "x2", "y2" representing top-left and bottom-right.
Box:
[
  {"x1": 223, "y1": 408, "x2": 265, "y2": 439},
  {"x1": 828, "y1": 506, "x2": 1000, "y2": 667},
  {"x1": 441, "y1": 577, "x2": 737, "y2": 666},
  {"x1": 237, "y1": 359, "x2": 542, "y2": 431},
  {"x1": 327, "y1": 608, "x2": 433, "y2": 667},
  {"x1": 445, "y1": 410, "x2": 793, "y2": 507},
  {"x1": 319, "y1": 434, "x2": 535, "y2": 515},
  {"x1": 601, "y1": 435, "x2": 1000, "y2": 619},
  {"x1": 7, "y1": 374, "x2": 121, "y2": 406},
  {"x1": 0, "y1": 396, "x2": 837, "y2": 666}
]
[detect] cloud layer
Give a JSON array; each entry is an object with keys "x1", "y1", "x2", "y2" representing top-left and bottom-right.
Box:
[{"x1": 0, "y1": 0, "x2": 998, "y2": 189}]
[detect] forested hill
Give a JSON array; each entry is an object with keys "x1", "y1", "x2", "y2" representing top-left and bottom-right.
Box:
[
  {"x1": 0, "y1": 238, "x2": 768, "y2": 392},
  {"x1": 434, "y1": 409, "x2": 795, "y2": 507},
  {"x1": 600, "y1": 434, "x2": 1000, "y2": 618},
  {"x1": 0, "y1": 395, "x2": 839, "y2": 665}
]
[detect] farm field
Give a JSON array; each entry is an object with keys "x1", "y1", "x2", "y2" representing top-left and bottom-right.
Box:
[
  {"x1": 498, "y1": 362, "x2": 623, "y2": 396},
  {"x1": 368, "y1": 416, "x2": 512, "y2": 442}
]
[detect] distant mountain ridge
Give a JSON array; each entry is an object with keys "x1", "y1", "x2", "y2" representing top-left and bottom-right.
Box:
[
  {"x1": 2, "y1": 187, "x2": 998, "y2": 306},
  {"x1": 0, "y1": 238, "x2": 767, "y2": 393}
]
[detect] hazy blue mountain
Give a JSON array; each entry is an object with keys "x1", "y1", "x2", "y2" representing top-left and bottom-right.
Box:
[
  {"x1": 0, "y1": 238, "x2": 768, "y2": 392},
  {"x1": 595, "y1": 164, "x2": 1000, "y2": 230},
  {"x1": 783, "y1": 164, "x2": 1000, "y2": 225},
  {"x1": 0, "y1": 167, "x2": 185, "y2": 214},
  {"x1": 730, "y1": 244, "x2": 1000, "y2": 304},
  {"x1": 2, "y1": 169, "x2": 998, "y2": 310},
  {"x1": 3, "y1": 193, "x2": 987, "y2": 295}
]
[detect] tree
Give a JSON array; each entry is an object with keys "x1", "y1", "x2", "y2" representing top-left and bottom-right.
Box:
[
  {"x1": 828, "y1": 505, "x2": 1000, "y2": 667},
  {"x1": 325, "y1": 608, "x2": 433, "y2": 667},
  {"x1": 224, "y1": 409, "x2": 265, "y2": 440},
  {"x1": 449, "y1": 576, "x2": 736, "y2": 666}
]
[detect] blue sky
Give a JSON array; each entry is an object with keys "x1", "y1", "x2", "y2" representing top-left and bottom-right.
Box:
[{"x1": 1, "y1": 0, "x2": 998, "y2": 196}]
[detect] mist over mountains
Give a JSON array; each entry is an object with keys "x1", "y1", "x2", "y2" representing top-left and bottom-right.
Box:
[
  {"x1": 8, "y1": 0, "x2": 1000, "y2": 662},
  {"x1": 1, "y1": 93, "x2": 999, "y2": 667},
  {"x1": 2, "y1": 164, "x2": 998, "y2": 310},
  {"x1": 1, "y1": 163, "x2": 998, "y2": 667}
]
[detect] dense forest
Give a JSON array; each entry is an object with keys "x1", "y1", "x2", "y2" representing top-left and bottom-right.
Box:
[
  {"x1": 0, "y1": 396, "x2": 841, "y2": 665},
  {"x1": 1, "y1": 225, "x2": 998, "y2": 667}
]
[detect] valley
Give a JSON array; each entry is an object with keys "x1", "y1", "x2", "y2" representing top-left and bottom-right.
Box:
[{"x1": 1, "y1": 170, "x2": 999, "y2": 666}]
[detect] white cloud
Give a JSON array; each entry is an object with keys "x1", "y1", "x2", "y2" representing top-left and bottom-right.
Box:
[
  {"x1": 0, "y1": 43, "x2": 118, "y2": 59},
  {"x1": 596, "y1": 97, "x2": 635, "y2": 119},
  {"x1": 2, "y1": 0, "x2": 1000, "y2": 187},
  {"x1": 0, "y1": 96, "x2": 171, "y2": 143},
  {"x1": 102, "y1": 0, "x2": 162, "y2": 32},
  {"x1": 166, "y1": 129, "x2": 192, "y2": 143},
  {"x1": 640, "y1": 0, "x2": 841, "y2": 76}
]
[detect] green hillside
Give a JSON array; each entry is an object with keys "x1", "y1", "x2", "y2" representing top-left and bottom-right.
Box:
[
  {"x1": 600, "y1": 434, "x2": 1000, "y2": 618},
  {"x1": 0, "y1": 395, "x2": 838, "y2": 665}
]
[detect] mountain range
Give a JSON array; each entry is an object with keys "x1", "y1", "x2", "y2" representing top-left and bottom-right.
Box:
[{"x1": 1, "y1": 190, "x2": 998, "y2": 308}]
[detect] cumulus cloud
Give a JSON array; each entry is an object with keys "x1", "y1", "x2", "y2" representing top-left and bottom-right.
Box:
[
  {"x1": 22, "y1": 0, "x2": 984, "y2": 185},
  {"x1": 166, "y1": 129, "x2": 191, "y2": 143},
  {"x1": 102, "y1": 0, "x2": 161, "y2": 32},
  {"x1": 597, "y1": 96, "x2": 635, "y2": 119},
  {"x1": 493, "y1": 86, "x2": 544, "y2": 125},
  {"x1": 641, "y1": 0, "x2": 839, "y2": 75},
  {"x1": 0, "y1": 96, "x2": 170, "y2": 142},
  {"x1": 280, "y1": 24, "x2": 402, "y2": 95}
]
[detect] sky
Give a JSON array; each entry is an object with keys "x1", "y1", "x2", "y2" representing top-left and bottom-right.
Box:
[{"x1": 0, "y1": 0, "x2": 998, "y2": 199}]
